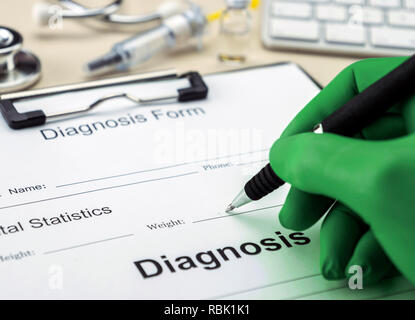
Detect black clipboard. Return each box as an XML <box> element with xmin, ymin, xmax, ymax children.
<box><xmin>0</xmin><ymin>62</ymin><xmax>321</xmax><ymax>130</ymax></box>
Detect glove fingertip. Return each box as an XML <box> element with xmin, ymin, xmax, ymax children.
<box><xmin>278</xmin><ymin>206</ymin><xmax>305</xmax><ymax>231</ymax></box>
<box><xmin>321</xmin><ymin>259</ymin><xmax>346</xmax><ymax>280</ymax></box>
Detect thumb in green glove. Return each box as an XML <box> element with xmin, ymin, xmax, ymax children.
<box><xmin>269</xmin><ymin>56</ymin><xmax>415</xmax><ymax>286</ymax></box>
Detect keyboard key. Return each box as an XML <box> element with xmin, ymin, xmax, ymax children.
<box><xmin>388</xmin><ymin>10</ymin><xmax>415</xmax><ymax>26</ymax></box>
<box><xmin>404</xmin><ymin>0</ymin><xmax>415</xmax><ymax>8</ymax></box>
<box><xmin>269</xmin><ymin>18</ymin><xmax>319</xmax><ymax>41</ymax></box>
<box><xmin>335</xmin><ymin>0</ymin><xmax>364</xmax><ymax>4</ymax></box>
<box><xmin>361</xmin><ymin>7</ymin><xmax>384</xmax><ymax>24</ymax></box>
<box><xmin>271</xmin><ymin>1</ymin><xmax>312</xmax><ymax>18</ymax></box>
<box><xmin>371</xmin><ymin>26</ymin><xmax>415</xmax><ymax>49</ymax></box>
<box><xmin>325</xmin><ymin>23</ymin><xmax>366</xmax><ymax>44</ymax></box>
<box><xmin>349</xmin><ymin>6</ymin><xmax>384</xmax><ymax>24</ymax></box>
<box><xmin>316</xmin><ymin>4</ymin><xmax>347</xmax><ymax>21</ymax></box>
<box><xmin>369</xmin><ymin>0</ymin><xmax>401</xmax><ymax>8</ymax></box>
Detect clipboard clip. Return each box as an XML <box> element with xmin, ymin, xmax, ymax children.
<box><xmin>0</xmin><ymin>70</ymin><xmax>208</xmax><ymax>129</ymax></box>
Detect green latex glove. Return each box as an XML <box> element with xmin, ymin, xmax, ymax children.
<box><xmin>269</xmin><ymin>56</ymin><xmax>415</xmax><ymax>286</ymax></box>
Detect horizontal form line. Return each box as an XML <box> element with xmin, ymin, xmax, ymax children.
<box><xmin>289</xmin><ymin>285</ymin><xmax>346</xmax><ymax>300</ymax></box>
<box><xmin>374</xmin><ymin>288</ymin><xmax>415</xmax><ymax>300</ymax></box>
<box><xmin>289</xmin><ymin>279</ymin><xmax>415</xmax><ymax>300</ymax></box>
<box><xmin>44</xmin><ymin>233</ymin><xmax>135</xmax><ymax>255</ymax></box>
<box><xmin>192</xmin><ymin>204</ymin><xmax>283</xmax><ymax>224</ymax></box>
<box><xmin>56</xmin><ymin>148</ymin><xmax>269</xmax><ymax>188</ymax></box>
<box><xmin>56</xmin><ymin>163</ymin><xmax>187</xmax><ymax>188</ymax></box>
<box><xmin>212</xmin><ymin>274</ymin><xmax>321</xmax><ymax>300</ymax></box>
<box><xmin>236</xmin><ymin>159</ymin><xmax>268</xmax><ymax>166</ymax></box>
<box><xmin>0</xmin><ymin>171</ymin><xmax>198</xmax><ymax>211</ymax></box>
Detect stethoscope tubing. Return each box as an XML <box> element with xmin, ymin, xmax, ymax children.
<box><xmin>58</xmin><ymin>0</ymin><xmax>163</xmax><ymax>24</ymax></box>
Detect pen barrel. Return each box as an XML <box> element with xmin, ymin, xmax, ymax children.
<box><xmin>244</xmin><ymin>163</ymin><xmax>285</xmax><ymax>201</ymax></box>
<box><xmin>321</xmin><ymin>55</ymin><xmax>415</xmax><ymax>136</ymax></box>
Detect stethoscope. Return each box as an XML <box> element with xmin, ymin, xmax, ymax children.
<box><xmin>0</xmin><ymin>1</ymin><xmax>187</xmax><ymax>93</ymax></box>
<box><xmin>0</xmin><ymin>27</ymin><xmax>41</xmax><ymax>93</ymax></box>
<box><xmin>33</xmin><ymin>0</ymin><xmax>185</xmax><ymax>26</ymax></box>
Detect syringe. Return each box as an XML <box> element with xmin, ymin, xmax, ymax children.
<box><xmin>85</xmin><ymin>3</ymin><xmax>206</xmax><ymax>76</ymax></box>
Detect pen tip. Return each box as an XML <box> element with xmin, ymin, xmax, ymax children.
<box><xmin>225</xmin><ymin>204</ymin><xmax>235</xmax><ymax>213</ymax></box>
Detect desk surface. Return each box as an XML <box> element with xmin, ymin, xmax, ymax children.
<box><xmin>0</xmin><ymin>0</ymin><xmax>358</xmax><ymax>89</ymax></box>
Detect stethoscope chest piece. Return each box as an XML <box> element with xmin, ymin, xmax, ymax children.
<box><xmin>0</xmin><ymin>26</ymin><xmax>41</xmax><ymax>93</ymax></box>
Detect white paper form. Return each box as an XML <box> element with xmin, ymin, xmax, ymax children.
<box><xmin>0</xmin><ymin>63</ymin><xmax>414</xmax><ymax>299</ymax></box>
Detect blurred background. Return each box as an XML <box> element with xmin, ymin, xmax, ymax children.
<box><xmin>0</xmin><ymin>0</ymin><xmax>359</xmax><ymax>89</ymax></box>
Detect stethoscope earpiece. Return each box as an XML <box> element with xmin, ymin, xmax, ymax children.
<box><xmin>33</xmin><ymin>0</ymin><xmax>185</xmax><ymax>26</ymax></box>
<box><xmin>0</xmin><ymin>26</ymin><xmax>41</xmax><ymax>93</ymax></box>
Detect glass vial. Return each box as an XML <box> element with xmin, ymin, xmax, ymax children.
<box><xmin>217</xmin><ymin>0</ymin><xmax>252</xmax><ymax>65</ymax></box>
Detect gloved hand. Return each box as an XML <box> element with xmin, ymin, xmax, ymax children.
<box><xmin>269</xmin><ymin>57</ymin><xmax>415</xmax><ymax>286</ymax></box>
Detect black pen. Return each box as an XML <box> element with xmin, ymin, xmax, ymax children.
<box><xmin>226</xmin><ymin>55</ymin><xmax>415</xmax><ymax>213</ymax></box>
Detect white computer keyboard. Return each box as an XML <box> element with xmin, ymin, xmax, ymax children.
<box><xmin>262</xmin><ymin>0</ymin><xmax>415</xmax><ymax>56</ymax></box>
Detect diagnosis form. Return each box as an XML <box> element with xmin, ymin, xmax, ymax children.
<box><xmin>0</xmin><ymin>64</ymin><xmax>413</xmax><ymax>299</ymax></box>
